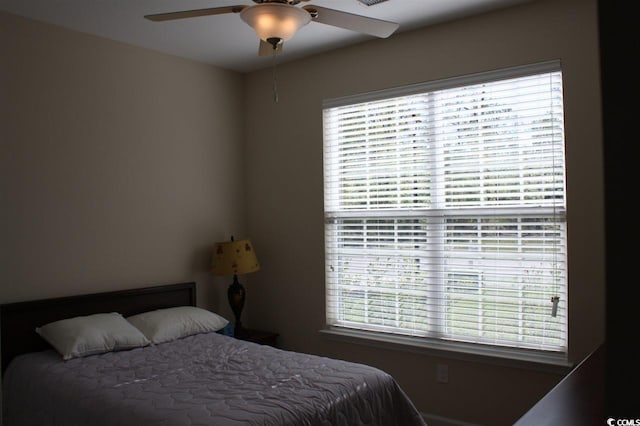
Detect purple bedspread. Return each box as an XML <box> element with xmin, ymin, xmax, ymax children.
<box><xmin>3</xmin><ymin>332</ymin><xmax>426</xmax><ymax>426</ymax></box>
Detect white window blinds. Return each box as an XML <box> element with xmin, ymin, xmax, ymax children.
<box><xmin>323</xmin><ymin>63</ymin><xmax>567</xmax><ymax>354</ymax></box>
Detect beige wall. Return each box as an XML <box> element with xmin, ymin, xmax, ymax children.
<box><xmin>243</xmin><ymin>0</ymin><xmax>604</xmax><ymax>424</ymax></box>
<box><xmin>0</xmin><ymin>12</ymin><xmax>245</xmax><ymax>317</ymax></box>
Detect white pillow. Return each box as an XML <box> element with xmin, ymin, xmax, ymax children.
<box><xmin>36</xmin><ymin>312</ymin><xmax>151</xmax><ymax>360</ymax></box>
<box><xmin>127</xmin><ymin>306</ymin><xmax>228</xmax><ymax>344</ymax></box>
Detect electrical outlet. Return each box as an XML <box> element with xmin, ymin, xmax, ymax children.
<box><xmin>436</xmin><ymin>364</ymin><xmax>449</xmax><ymax>383</ymax></box>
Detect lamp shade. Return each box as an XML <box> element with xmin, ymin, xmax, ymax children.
<box><xmin>211</xmin><ymin>239</ymin><xmax>260</xmax><ymax>276</ymax></box>
<box><xmin>240</xmin><ymin>3</ymin><xmax>311</xmax><ymax>43</ymax></box>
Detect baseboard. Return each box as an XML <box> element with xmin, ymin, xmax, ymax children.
<box><xmin>421</xmin><ymin>412</ymin><xmax>483</xmax><ymax>426</ymax></box>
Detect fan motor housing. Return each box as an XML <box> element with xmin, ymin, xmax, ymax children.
<box><xmin>356</xmin><ymin>0</ymin><xmax>390</xmax><ymax>5</ymax></box>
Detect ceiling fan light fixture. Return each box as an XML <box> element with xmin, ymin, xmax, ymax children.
<box><xmin>240</xmin><ymin>3</ymin><xmax>311</xmax><ymax>43</ymax></box>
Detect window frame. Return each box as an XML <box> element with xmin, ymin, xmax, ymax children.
<box><xmin>321</xmin><ymin>61</ymin><xmax>569</xmax><ymax>367</ymax></box>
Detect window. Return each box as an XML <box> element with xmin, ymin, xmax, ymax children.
<box><xmin>322</xmin><ymin>62</ymin><xmax>567</xmax><ymax>359</ymax></box>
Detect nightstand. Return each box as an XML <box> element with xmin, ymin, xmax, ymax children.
<box><xmin>235</xmin><ymin>328</ymin><xmax>279</xmax><ymax>347</ymax></box>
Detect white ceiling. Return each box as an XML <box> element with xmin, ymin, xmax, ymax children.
<box><xmin>1</xmin><ymin>0</ymin><xmax>532</xmax><ymax>73</ymax></box>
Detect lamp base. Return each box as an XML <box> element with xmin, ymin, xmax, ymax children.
<box><xmin>227</xmin><ymin>274</ymin><xmax>245</xmax><ymax>337</ymax></box>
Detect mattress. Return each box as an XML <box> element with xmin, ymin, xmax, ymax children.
<box><xmin>2</xmin><ymin>332</ymin><xmax>427</xmax><ymax>426</ymax></box>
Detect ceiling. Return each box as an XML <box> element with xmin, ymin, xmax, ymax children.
<box><xmin>1</xmin><ymin>0</ymin><xmax>532</xmax><ymax>73</ymax></box>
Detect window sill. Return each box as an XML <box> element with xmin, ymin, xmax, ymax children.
<box><xmin>319</xmin><ymin>327</ymin><xmax>573</xmax><ymax>374</ymax></box>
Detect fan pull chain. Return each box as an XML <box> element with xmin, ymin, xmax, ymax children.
<box><xmin>272</xmin><ymin>47</ymin><xmax>279</xmax><ymax>103</ymax></box>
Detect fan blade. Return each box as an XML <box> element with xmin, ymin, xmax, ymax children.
<box><xmin>302</xmin><ymin>5</ymin><xmax>398</xmax><ymax>38</ymax></box>
<box><xmin>144</xmin><ymin>5</ymin><xmax>247</xmax><ymax>22</ymax></box>
<box><xmin>259</xmin><ymin>40</ymin><xmax>283</xmax><ymax>56</ymax></box>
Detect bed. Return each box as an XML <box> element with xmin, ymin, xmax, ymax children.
<box><xmin>1</xmin><ymin>282</ymin><xmax>427</xmax><ymax>426</ymax></box>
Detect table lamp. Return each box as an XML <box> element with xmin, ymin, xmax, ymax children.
<box><xmin>211</xmin><ymin>236</ymin><xmax>260</xmax><ymax>336</ymax></box>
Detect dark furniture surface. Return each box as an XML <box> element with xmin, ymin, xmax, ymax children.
<box><xmin>599</xmin><ymin>0</ymin><xmax>638</xmax><ymax>415</ymax></box>
<box><xmin>514</xmin><ymin>344</ymin><xmax>604</xmax><ymax>426</ymax></box>
<box><xmin>0</xmin><ymin>282</ymin><xmax>196</xmax><ymax>374</ymax></box>
<box><xmin>236</xmin><ymin>328</ymin><xmax>279</xmax><ymax>347</ymax></box>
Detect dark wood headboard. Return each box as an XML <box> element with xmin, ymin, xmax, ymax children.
<box><xmin>0</xmin><ymin>282</ymin><xmax>196</xmax><ymax>374</ymax></box>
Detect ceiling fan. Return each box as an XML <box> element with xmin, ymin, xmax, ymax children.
<box><xmin>144</xmin><ymin>0</ymin><xmax>400</xmax><ymax>56</ymax></box>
